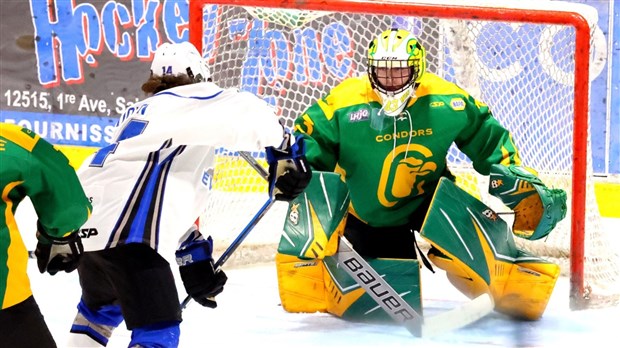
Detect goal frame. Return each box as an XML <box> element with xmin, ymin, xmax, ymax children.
<box><xmin>187</xmin><ymin>0</ymin><xmax>592</xmax><ymax>310</ymax></box>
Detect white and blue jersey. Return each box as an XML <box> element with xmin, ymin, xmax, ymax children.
<box><xmin>77</xmin><ymin>82</ymin><xmax>283</xmax><ymax>253</ymax></box>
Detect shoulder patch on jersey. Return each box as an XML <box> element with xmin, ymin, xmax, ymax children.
<box><xmin>348</xmin><ymin>108</ymin><xmax>370</xmax><ymax>122</ymax></box>
<box><xmin>429</xmin><ymin>101</ymin><xmax>445</xmax><ymax>108</ymax></box>
<box><xmin>450</xmin><ymin>98</ymin><xmax>466</xmax><ymax>111</ymax></box>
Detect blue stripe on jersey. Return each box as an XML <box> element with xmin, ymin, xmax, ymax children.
<box><xmin>106</xmin><ymin>139</ymin><xmax>185</xmax><ymax>249</ymax></box>
<box><xmin>106</xmin><ymin>151</ymin><xmax>157</xmax><ymax>248</ymax></box>
<box><xmin>154</xmin><ymin>89</ymin><xmax>223</xmax><ymax>100</ymax></box>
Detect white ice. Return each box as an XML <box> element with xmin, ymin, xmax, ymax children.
<box><xmin>16</xmin><ymin>196</ymin><xmax>620</xmax><ymax>348</ymax></box>
<box><xmin>31</xmin><ymin>235</ymin><xmax>620</xmax><ymax>348</ymax></box>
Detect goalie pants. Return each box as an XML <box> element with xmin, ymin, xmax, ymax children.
<box><xmin>344</xmin><ymin>195</ymin><xmax>431</xmax><ymax>260</ymax></box>
<box><xmin>0</xmin><ymin>295</ymin><xmax>57</xmax><ymax>348</ymax></box>
<box><xmin>77</xmin><ymin>243</ymin><xmax>182</xmax><ymax>330</ymax></box>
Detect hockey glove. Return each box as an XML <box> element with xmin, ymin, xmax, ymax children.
<box><xmin>34</xmin><ymin>221</ymin><xmax>84</xmax><ymax>275</ymax></box>
<box><xmin>175</xmin><ymin>235</ymin><xmax>227</xmax><ymax>308</ymax></box>
<box><xmin>266</xmin><ymin>134</ymin><xmax>312</xmax><ymax>201</ymax></box>
<box><xmin>488</xmin><ymin>164</ymin><xmax>567</xmax><ymax>240</ymax></box>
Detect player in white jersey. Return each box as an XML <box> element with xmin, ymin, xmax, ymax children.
<box><xmin>67</xmin><ymin>42</ymin><xmax>311</xmax><ymax>348</ymax></box>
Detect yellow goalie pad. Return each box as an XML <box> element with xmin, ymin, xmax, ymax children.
<box><xmin>276</xmin><ymin>253</ymin><xmax>329</xmax><ymax>313</ymax></box>
<box><xmin>427</xmin><ymin>247</ymin><xmax>559</xmax><ymax>320</ymax></box>
<box><xmin>275</xmin><ymin>253</ymin><xmax>377</xmax><ymax>316</ymax></box>
<box><xmin>276</xmin><ymin>252</ymin><xmax>421</xmax><ymax>321</ymax></box>
<box><xmin>421</xmin><ymin>178</ymin><xmax>560</xmax><ymax>320</ymax></box>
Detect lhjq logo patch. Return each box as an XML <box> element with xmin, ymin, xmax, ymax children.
<box><xmin>349</xmin><ymin>109</ymin><xmax>370</xmax><ymax>122</ymax></box>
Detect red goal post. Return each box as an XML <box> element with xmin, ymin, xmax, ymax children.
<box><xmin>187</xmin><ymin>0</ymin><xmax>616</xmax><ymax>310</ymax></box>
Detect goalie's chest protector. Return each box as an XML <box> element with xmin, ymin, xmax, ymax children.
<box><xmin>333</xmin><ymin>93</ymin><xmax>473</xmax><ymax>227</ymax></box>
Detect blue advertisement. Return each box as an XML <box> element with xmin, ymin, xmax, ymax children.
<box><xmin>0</xmin><ymin>0</ymin><xmax>617</xmax><ymax>174</ymax></box>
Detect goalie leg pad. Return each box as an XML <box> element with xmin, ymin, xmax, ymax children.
<box><xmin>427</xmin><ymin>246</ymin><xmax>559</xmax><ymax>320</ymax></box>
<box><xmin>422</xmin><ymin>178</ymin><xmax>559</xmax><ymax>320</ymax></box>
<box><xmin>324</xmin><ymin>256</ymin><xmax>422</xmax><ymax>322</ymax></box>
<box><xmin>276</xmin><ymin>253</ymin><xmax>328</xmax><ymax>313</ymax></box>
<box><xmin>427</xmin><ymin>247</ymin><xmax>491</xmax><ymax>300</ymax></box>
<box><xmin>278</xmin><ymin>171</ymin><xmax>350</xmax><ymax>259</ymax></box>
<box><xmin>276</xmin><ymin>253</ymin><xmax>423</xmax><ymax>321</ymax></box>
<box><xmin>498</xmin><ymin>253</ymin><xmax>560</xmax><ymax>320</ymax></box>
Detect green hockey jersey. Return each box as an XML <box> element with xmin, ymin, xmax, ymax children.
<box><xmin>0</xmin><ymin>123</ymin><xmax>91</xmax><ymax>309</ymax></box>
<box><xmin>293</xmin><ymin>73</ymin><xmax>521</xmax><ymax>227</ymax></box>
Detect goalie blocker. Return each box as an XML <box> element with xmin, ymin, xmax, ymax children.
<box><xmin>276</xmin><ymin>172</ymin><xmax>561</xmax><ymax>322</ymax></box>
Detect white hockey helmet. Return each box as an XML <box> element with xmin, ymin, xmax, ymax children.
<box><xmin>368</xmin><ymin>28</ymin><xmax>426</xmax><ymax>116</ymax></box>
<box><xmin>150</xmin><ymin>42</ymin><xmax>211</xmax><ymax>82</ymax></box>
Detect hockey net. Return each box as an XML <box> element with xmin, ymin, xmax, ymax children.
<box><xmin>189</xmin><ymin>0</ymin><xmax>619</xmax><ymax>309</ymax></box>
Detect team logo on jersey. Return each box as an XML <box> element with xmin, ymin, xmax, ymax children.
<box><xmin>450</xmin><ymin>98</ymin><xmax>466</xmax><ymax>111</ymax></box>
<box><xmin>348</xmin><ymin>109</ymin><xmax>370</xmax><ymax>122</ymax></box>
<box><xmin>377</xmin><ymin>144</ymin><xmax>437</xmax><ymax>207</ymax></box>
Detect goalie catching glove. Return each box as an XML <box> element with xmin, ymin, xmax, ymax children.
<box><xmin>488</xmin><ymin>164</ymin><xmax>567</xmax><ymax>240</ymax></box>
<box><xmin>175</xmin><ymin>233</ymin><xmax>227</xmax><ymax>308</ymax></box>
<box><xmin>266</xmin><ymin>134</ymin><xmax>312</xmax><ymax>201</ymax></box>
<box><xmin>34</xmin><ymin>221</ymin><xmax>84</xmax><ymax>275</ymax></box>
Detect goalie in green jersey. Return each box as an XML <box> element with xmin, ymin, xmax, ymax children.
<box><xmin>275</xmin><ymin>28</ymin><xmax>567</xmax><ymax>322</ymax></box>
<box><xmin>0</xmin><ymin>123</ymin><xmax>92</xmax><ymax>347</ymax></box>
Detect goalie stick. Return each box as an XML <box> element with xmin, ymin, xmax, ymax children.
<box><xmin>245</xmin><ymin>154</ymin><xmax>494</xmax><ymax>337</ymax></box>
<box><xmin>333</xmin><ymin>237</ymin><xmax>494</xmax><ymax>337</ymax></box>
<box><xmin>181</xmin><ymin>150</ymin><xmax>274</xmax><ymax>309</ymax></box>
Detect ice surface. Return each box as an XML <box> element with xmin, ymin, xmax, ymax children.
<box><xmin>17</xmin><ymin>194</ymin><xmax>619</xmax><ymax>347</ymax></box>
<box><xmin>32</xmin><ymin>250</ymin><xmax>619</xmax><ymax>348</ymax></box>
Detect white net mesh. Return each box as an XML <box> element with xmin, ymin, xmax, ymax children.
<box><xmin>192</xmin><ymin>1</ymin><xmax>620</xmax><ymax>307</ymax></box>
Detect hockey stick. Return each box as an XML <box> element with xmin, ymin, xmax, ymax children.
<box><xmin>332</xmin><ymin>237</ymin><xmax>494</xmax><ymax>337</ymax></box>
<box><xmin>181</xmin><ymin>150</ymin><xmax>274</xmax><ymax>309</ymax></box>
<box><xmin>181</xmin><ymin>196</ymin><xmax>275</xmax><ymax>309</ymax></box>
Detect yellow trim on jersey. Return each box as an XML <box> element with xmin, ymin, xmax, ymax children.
<box><xmin>318</xmin><ymin>76</ymin><xmax>377</xmax><ymax>120</ymax></box>
<box><xmin>0</xmin><ymin>123</ymin><xmax>39</xmax><ymax>152</ymax></box>
<box><xmin>2</xmin><ymin>181</ymin><xmax>31</xmax><ymax>309</ymax></box>
<box><xmin>54</xmin><ymin>145</ymin><xmax>99</xmax><ymax>169</ymax></box>
<box><xmin>415</xmin><ymin>73</ymin><xmax>471</xmax><ymax>99</ymax></box>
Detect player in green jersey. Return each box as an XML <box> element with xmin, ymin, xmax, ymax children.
<box><xmin>0</xmin><ymin>122</ymin><xmax>92</xmax><ymax>347</ymax></box>
<box><xmin>275</xmin><ymin>28</ymin><xmax>567</xmax><ymax>322</ymax></box>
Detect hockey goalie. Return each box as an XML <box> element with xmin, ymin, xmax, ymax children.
<box><xmin>274</xmin><ymin>27</ymin><xmax>567</xmax><ymax>325</ymax></box>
